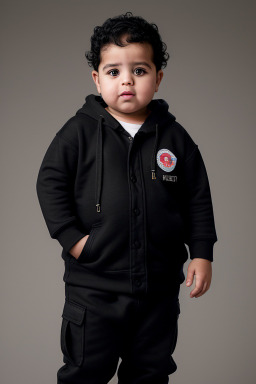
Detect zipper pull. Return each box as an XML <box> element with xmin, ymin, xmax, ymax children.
<box><xmin>151</xmin><ymin>170</ymin><xmax>156</xmax><ymax>180</ymax></box>
<box><xmin>96</xmin><ymin>203</ymin><xmax>101</xmax><ymax>213</ymax></box>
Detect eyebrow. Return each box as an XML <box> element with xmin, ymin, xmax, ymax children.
<box><xmin>102</xmin><ymin>62</ymin><xmax>152</xmax><ymax>71</ymax></box>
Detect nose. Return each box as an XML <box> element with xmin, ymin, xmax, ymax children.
<box><xmin>121</xmin><ymin>71</ymin><xmax>134</xmax><ymax>86</ymax></box>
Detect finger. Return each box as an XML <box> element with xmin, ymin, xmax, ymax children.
<box><xmin>194</xmin><ymin>280</ymin><xmax>208</xmax><ymax>298</ymax></box>
<box><xmin>190</xmin><ymin>278</ymin><xmax>204</xmax><ymax>298</ymax></box>
<box><xmin>186</xmin><ymin>269</ymin><xmax>195</xmax><ymax>287</ymax></box>
<box><xmin>195</xmin><ymin>282</ymin><xmax>207</xmax><ymax>298</ymax></box>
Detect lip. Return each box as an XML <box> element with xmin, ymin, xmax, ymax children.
<box><xmin>120</xmin><ymin>91</ymin><xmax>135</xmax><ymax>96</ymax></box>
<box><xmin>120</xmin><ymin>92</ymin><xmax>135</xmax><ymax>100</ymax></box>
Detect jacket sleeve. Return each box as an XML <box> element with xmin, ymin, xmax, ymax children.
<box><xmin>36</xmin><ymin>131</ymin><xmax>86</xmax><ymax>253</ymax></box>
<box><xmin>182</xmin><ymin>135</ymin><xmax>218</xmax><ymax>262</ymax></box>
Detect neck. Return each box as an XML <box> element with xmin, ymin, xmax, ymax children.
<box><xmin>105</xmin><ymin>107</ymin><xmax>151</xmax><ymax>124</ymax></box>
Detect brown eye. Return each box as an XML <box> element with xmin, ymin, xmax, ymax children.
<box><xmin>134</xmin><ymin>68</ymin><xmax>147</xmax><ymax>75</ymax></box>
<box><xmin>108</xmin><ymin>69</ymin><xmax>119</xmax><ymax>76</ymax></box>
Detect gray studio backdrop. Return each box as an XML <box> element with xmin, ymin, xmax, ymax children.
<box><xmin>1</xmin><ymin>0</ymin><xmax>255</xmax><ymax>383</ymax></box>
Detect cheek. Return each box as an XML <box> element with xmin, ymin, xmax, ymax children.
<box><xmin>142</xmin><ymin>78</ymin><xmax>156</xmax><ymax>91</ymax></box>
<box><xmin>140</xmin><ymin>84</ymin><xmax>156</xmax><ymax>99</ymax></box>
<box><xmin>101</xmin><ymin>80</ymin><xmax>116</xmax><ymax>93</ymax></box>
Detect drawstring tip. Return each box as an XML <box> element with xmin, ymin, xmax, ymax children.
<box><xmin>96</xmin><ymin>204</ymin><xmax>101</xmax><ymax>212</ymax></box>
<box><xmin>151</xmin><ymin>171</ymin><xmax>156</xmax><ymax>180</ymax></box>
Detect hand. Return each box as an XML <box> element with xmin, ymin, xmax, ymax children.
<box><xmin>186</xmin><ymin>258</ymin><xmax>212</xmax><ymax>298</ymax></box>
<box><xmin>69</xmin><ymin>235</ymin><xmax>89</xmax><ymax>260</ymax></box>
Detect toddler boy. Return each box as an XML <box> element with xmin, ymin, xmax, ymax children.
<box><xmin>36</xmin><ymin>12</ymin><xmax>217</xmax><ymax>384</ymax></box>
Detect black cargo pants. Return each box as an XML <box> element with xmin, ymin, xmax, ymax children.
<box><xmin>57</xmin><ymin>282</ymin><xmax>181</xmax><ymax>384</ymax></box>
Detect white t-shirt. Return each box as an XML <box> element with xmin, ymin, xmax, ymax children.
<box><xmin>117</xmin><ymin>120</ymin><xmax>142</xmax><ymax>138</ymax></box>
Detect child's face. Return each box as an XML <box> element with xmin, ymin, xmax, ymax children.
<box><xmin>92</xmin><ymin>37</ymin><xmax>163</xmax><ymax>123</ymax></box>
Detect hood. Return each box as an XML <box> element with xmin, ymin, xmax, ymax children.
<box><xmin>76</xmin><ymin>94</ymin><xmax>176</xmax><ymax>133</ymax></box>
<box><xmin>75</xmin><ymin>94</ymin><xmax>176</xmax><ymax>213</ymax></box>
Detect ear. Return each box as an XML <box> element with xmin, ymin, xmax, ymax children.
<box><xmin>91</xmin><ymin>70</ymin><xmax>101</xmax><ymax>94</ymax></box>
<box><xmin>155</xmin><ymin>69</ymin><xmax>164</xmax><ymax>92</ymax></box>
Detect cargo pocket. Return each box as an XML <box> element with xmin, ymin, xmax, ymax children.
<box><xmin>77</xmin><ymin>222</ymin><xmax>102</xmax><ymax>264</ymax></box>
<box><xmin>169</xmin><ymin>298</ymin><xmax>180</xmax><ymax>355</ymax></box>
<box><xmin>176</xmin><ymin>298</ymin><xmax>181</xmax><ymax>318</ymax></box>
<box><xmin>60</xmin><ymin>300</ymin><xmax>87</xmax><ymax>367</ymax></box>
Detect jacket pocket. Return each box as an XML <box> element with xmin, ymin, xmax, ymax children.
<box><xmin>76</xmin><ymin>222</ymin><xmax>102</xmax><ymax>264</ymax></box>
<box><xmin>60</xmin><ymin>300</ymin><xmax>87</xmax><ymax>366</ymax></box>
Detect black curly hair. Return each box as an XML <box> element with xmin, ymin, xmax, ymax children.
<box><xmin>85</xmin><ymin>12</ymin><xmax>169</xmax><ymax>72</ymax></box>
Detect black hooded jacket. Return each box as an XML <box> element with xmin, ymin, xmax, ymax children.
<box><xmin>36</xmin><ymin>94</ymin><xmax>217</xmax><ymax>294</ymax></box>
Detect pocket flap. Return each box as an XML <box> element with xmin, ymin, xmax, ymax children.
<box><xmin>62</xmin><ymin>300</ymin><xmax>86</xmax><ymax>325</ymax></box>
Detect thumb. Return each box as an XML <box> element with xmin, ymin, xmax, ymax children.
<box><xmin>186</xmin><ymin>268</ymin><xmax>195</xmax><ymax>287</ymax></box>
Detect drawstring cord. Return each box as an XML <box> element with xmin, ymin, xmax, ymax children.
<box><xmin>151</xmin><ymin>124</ymin><xmax>158</xmax><ymax>180</ymax></box>
<box><xmin>95</xmin><ymin>115</ymin><xmax>104</xmax><ymax>213</ymax></box>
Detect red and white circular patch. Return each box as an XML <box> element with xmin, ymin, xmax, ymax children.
<box><xmin>156</xmin><ymin>148</ymin><xmax>177</xmax><ymax>172</ymax></box>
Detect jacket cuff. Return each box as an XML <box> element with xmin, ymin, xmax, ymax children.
<box><xmin>55</xmin><ymin>225</ymin><xmax>86</xmax><ymax>253</ymax></box>
<box><xmin>189</xmin><ymin>240</ymin><xmax>215</xmax><ymax>262</ymax></box>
